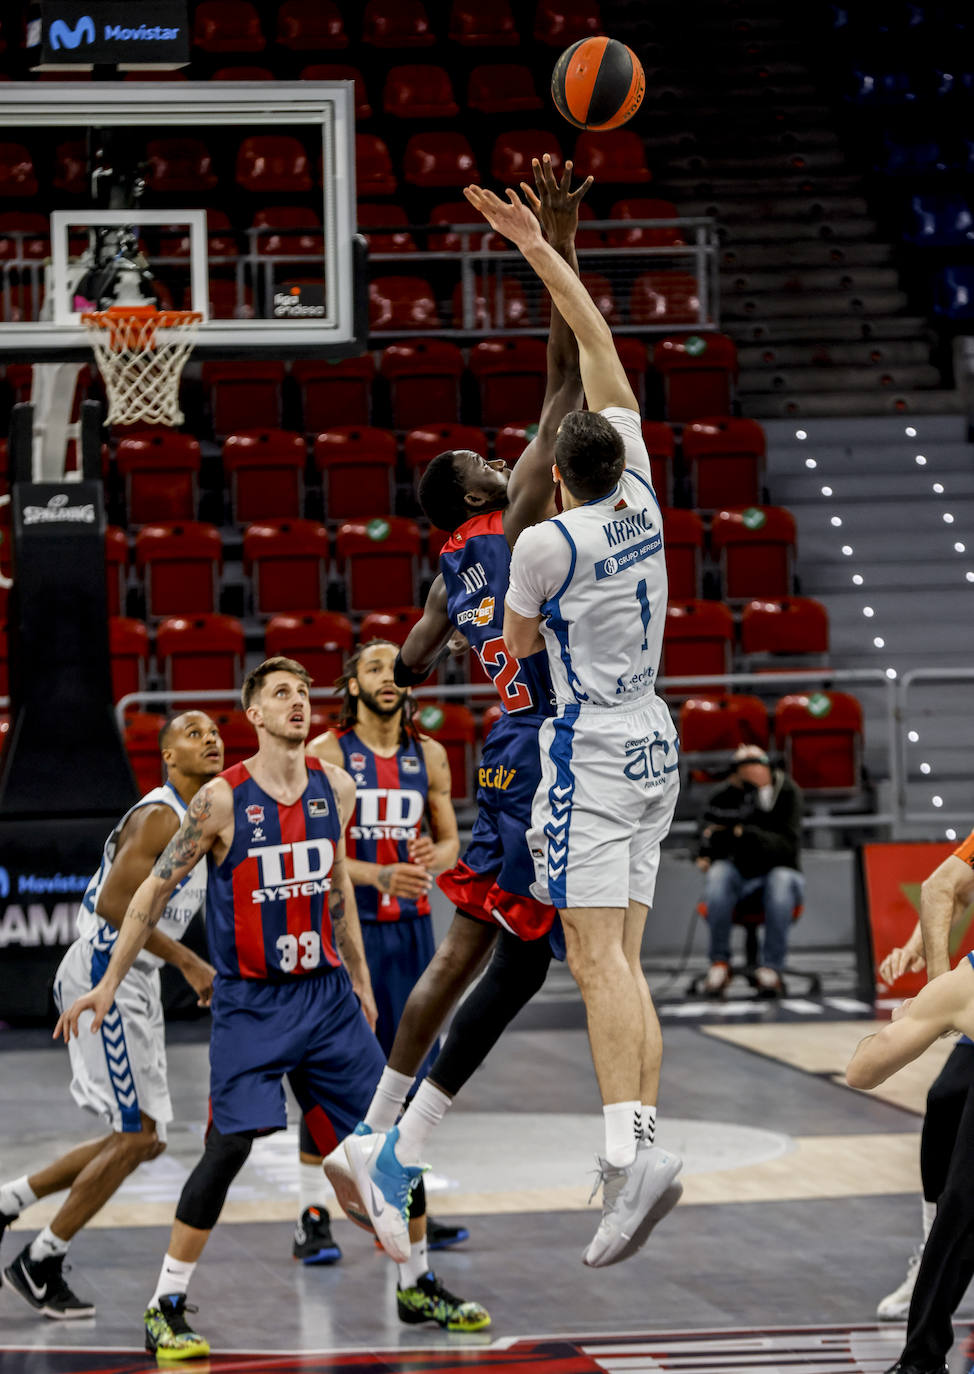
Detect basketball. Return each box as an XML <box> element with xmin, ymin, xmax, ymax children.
<box><xmin>551</xmin><ymin>37</ymin><xmax>646</xmax><ymax>131</ymax></box>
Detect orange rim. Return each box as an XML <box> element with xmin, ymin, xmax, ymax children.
<box><xmin>81</xmin><ymin>306</ymin><xmax>202</xmax><ymax>351</ymax></box>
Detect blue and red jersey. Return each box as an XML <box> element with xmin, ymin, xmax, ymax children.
<box><xmin>440</xmin><ymin>510</ymin><xmax>554</xmax><ymax>723</ymax></box>
<box><xmin>338</xmin><ymin>727</ymin><xmax>430</xmax><ymax>924</ymax></box>
<box><xmin>206</xmin><ymin>757</ymin><xmax>342</xmax><ymax>982</ymax></box>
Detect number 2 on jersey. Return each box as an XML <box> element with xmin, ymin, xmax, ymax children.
<box><xmin>636</xmin><ymin>578</ymin><xmax>652</xmax><ymax>652</ymax></box>
<box><xmin>479</xmin><ymin>636</ymin><xmax>535</xmax><ymax>713</ymax></box>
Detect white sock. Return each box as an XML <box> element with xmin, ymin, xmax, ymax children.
<box><xmin>299</xmin><ymin>1161</ymin><xmax>328</xmax><ymax>1217</ymax></box>
<box><xmin>395</xmin><ymin>1080</ymin><xmax>453</xmax><ymax>1163</ymax></box>
<box><xmin>603</xmin><ymin>1101</ymin><xmax>640</xmax><ymax>1168</ymax></box>
<box><xmin>922</xmin><ymin>1198</ymin><xmax>937</xmax><ymax>1242</ymax></box>
<box><xmin>29</xmin><ymin>1226</ymin><xmax>69</xmax><ymax>1262</ymax></box>
<box><xmin>640</xmin><ymin>1105</ymin><xmax>657</xmax><ymax>1146</ymax></box>
<box><xmin>365</xmin><ymin>1067</ymin><xmax>415</xmax><ymax>1133</ymax></box>
<box><xmin>150</xmin><ymin>1254</ymin><xmax>197</xmax><ymax>1309</ymax></box>
<box><xmin>0</xmin><ymin>1176</ymin><xmax>37</xmax><ymax>1218</ymax></box>
<box><xmin>397</xmin><ymin>1233</ymin><xmax>429</xmax><ymax>1289</ymax></box>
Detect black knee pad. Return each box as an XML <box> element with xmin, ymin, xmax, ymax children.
<box><xmin>408</xmin><ymin>1176</ymin><xmax>426</xmax><ymax>1220</ymax></box>
<box><xmin>175</xmin><ymin>1128</ymin><xmax>253</xmax><ymax>1232</ymax></box>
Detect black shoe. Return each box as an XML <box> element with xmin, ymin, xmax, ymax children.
<box><xmin>884</xmin><ymin>1361</ymin><xmax>949</xmax><ymax>1373</ymax></box>
<box><xmin>426</xmin><ymin>1216</ymin><xmax>470</xmax><ymax>1250</ymax></box>
<box><xmin>292</xmin><ymin>1206</ymin><xmax>342</xmax><ymax>1265</ymax></box>
<box><xmin>4</xmin><ymin>1246</ymin><xmax>95</xmax><ymax>1319</ymax></box>
<box><xmin>0</xmin><ymin>1211</ymin><xmax>13</xmax><ymax>1288</ymax></box>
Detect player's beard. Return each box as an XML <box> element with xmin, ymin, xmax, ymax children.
<box><xmin>356</xmin><ymin>685</ymin><xmax>406</xmax><ymax>720</ymax></box>
<box><xmin>263</xmin><ymin>714</ymin><xmax>309</xmax><ymax>746</ymax></box>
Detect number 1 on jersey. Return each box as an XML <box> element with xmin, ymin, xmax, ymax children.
<box><xmin>636</xmin><ymin>578</ymin><xmax>652</xmax><ymax>652</ymax></box>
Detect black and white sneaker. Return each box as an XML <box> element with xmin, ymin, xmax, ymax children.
<box><xmin>3</xmin><ymin>1245</ymin><xmax>96</xmax><ymax>1319</ymax></box>
<box><xmin>0</xmin><ymin>1211</ymin><xmax>14</xmax><ymax>1288</ymax></box>
<box><xmin>292</xmin><ymin>1206</ymin><xmax>342</xmax><ymax>1265</ymax></box>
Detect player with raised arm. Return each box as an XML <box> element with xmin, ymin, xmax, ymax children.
<box><xmin>325</xmin><ymin>157</ymin><xmax>595</xmax><ymax>1264</ymax></box>
<box><xmin>55</xmin><ymin>657</ymin><xmax>488</xmax><ymax>1359</ymax></box>
<box><xmin>0</xmin><ymin>713</ymin><xmax>220</xmax><ymax>1319</ymax></box>
<box><xmin>463</xmin><ymin>180</ymin><xmax>683</xmax><ymax>1268</ymax></box>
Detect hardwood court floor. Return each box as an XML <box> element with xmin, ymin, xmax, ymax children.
<box><xmin>2</xmin><ymin>1007</ymin><xmax>971</xmax><ymax>1370</ymax></box>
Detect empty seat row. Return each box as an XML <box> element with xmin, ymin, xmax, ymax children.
<box><xmin>660</xmin><ymin>598</ymin><xmax>828</xmax><ymax>682</ymax></box>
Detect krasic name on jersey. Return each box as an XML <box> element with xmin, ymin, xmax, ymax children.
<box><xmin>248</xmin><ymin>838</ymin><xmax>335</xmax><ymax>903</ymax></box>
<box><xmin>602</xmin><ymin>508</ymin><xmax>654</xmax><ymax>548</ymax></box>
<box><xmin>348</xmin><ymin>788</ymin><xmax>425</xmax><ymax>844</ymax></box>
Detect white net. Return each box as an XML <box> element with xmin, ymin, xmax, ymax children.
<box><xmin>81</xmin><ymin>308</ymin><xmax>202</xmax><ymax>427</ymax></box>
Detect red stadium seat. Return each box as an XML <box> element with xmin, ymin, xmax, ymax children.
<box><xmin>403</xmin><ymin>133</ymin><xmax>479</xmax><ymax>189</ymax></box>
<box><xmin>265</xmin><ymin>611</ymin><xmax>354</xmax><ymax>688</ymax></box>
<box><xmin>469</xmin><ymin>337</ymin><xmax>547</xmax><ymax>426</ymax></box>
<box><xmin>116</xmin><ymin>430</ymin><xmax>200</xmax><ymax>525</ymax></box>
<box><xmin>405</xmin><ymin>425</ymin><xmax>488</xmax><ymax>475</ymax></box>
<box><xmin>428</xmin><ymin>201</ymin><xmax>505</xmax><ymax>253</ymax></box>
<box><xmin>369</xmin><ymin>276</ymin><xmax>439</xmax><ymax>331</ymax></box>
<box><xmin>494</xmin><ymin>423</ymin><xmax>537</xmax><ymax>464</ymax></box>
<box><xmin>278</xmin><ymin>1</ymin><xmax>349</xmax><ymax>49</ymax></box>
<box><xmin>0</xmin><ymin>212</ymin><xmax>49</xmax><ymax>261</ymax></box>
<box><xmin>661</xmin><ymin>601</ymin><xmax>735</xmax><ymax>685</ymax></box>
<box><xmin>534</xmin><ymin>0</ymin><xmax>602</xmax><ymax>45</ymax></box>
<box><xmin>314</xmin><ymin>427</ymin><xmax>397</xmax><ymax>519</ymax></box>
<box><xmin>491</xmin><ymin>131</ymin><xmax>563</xmax><ymax>183</ymax></box>
<box><xmin>468</xmin><ymin>65</ymin><xmax>542</xmax><ymax>114</ymax></box>
<box><xmin>616</xmin><ymin>338</ymin><xmax>649</xmax><ymax>412</ymax></box>
<box><xmin>356</xmin><ymin>134</ymin><xmax>398</xmax><ymax>196</ymax></box>
<box><xmin>381</xmin><ymin>340</ymin><xmax>465</xmax><ymax>428</ymax></box>
<box><xmin>235</xmin><ymin>136</ymin><xmax>312</xmax><ymax>193</ymax></box>
<box><xmin>202</xmin><ymin>361</ymin><xmax>285</xmax><ymax>437</ymax></box>
<box><xmin>662</xmin><ymin>509</ymin><xmax>704</xmax><ymax>601</ymax></box>
<box><xmin>384</xmin><ymin>66</ymin><xmax>459</xmax><ymax>120</ymax></box>
<box><xmin>223</xmin><ymin>429</ymin><xmax>307</xmax><ymax>523</ymax></box>
<box><xmin>631</xmin><ymin>273</ymin><xmax>702</xmax><ymax>326</ymax></box>
<box><xmin>607</xmin><ymin>199</ymin><xmax>685</xmax><ymax>248</ymax></box>
<box><xmin>711</xmin><ymin>506</ymin><xmax>797</xmax><ymax>601</ymax></box>
<box><xmin>292</xmin><ymin>356</ymin><xmax>374</xmax><ymax>432</ymax></box>
<box><xmin>538</xmin><ymin>272</ymin><xmax>619</xmax><ymax>327</ymax></box>
<box><xmin>251</xmin><ymin>206</ymin><xmax>323</xmax><ymax>258</ymax></box>
<box><xmin>109</xmin><ymin>617</ymin><xmax>150</xmax><ymax>703</ymax></box>
<box><xmin>244</xmin><ymin>519</ymin><xmax>330</xmax><ymax>615</ymax></box>
<box><xmin>207</xmin><ymin>710</ymin><xmax>257</xmax><ymax>768</ymax></box>
<box><xmin>212</xmin><ymin>65</ymin><xmax>275</xmax><ymax>80</ymax></box>
<box><xmin>740</xmin><ymin>597</ymin><xmax>829</xmax><ymax>662</ymax></box>
<box><xmin>301</xmin><ymin>65</ymin><xmax>368</xmax><ymax>116</ymax></box>
<box><xmin>679</xmin><ymin>695</ymin><xmax>770</xmax><ymax>754</ymax></box>
<box><xmin>681</xmin><ymin>416</ymin><xmax>765</xmax><ymax>510</ymax></box>
<box><xmin>641</xmin><ymin>421</ymin><xmax>675</xmax><ymax>507</ymax></box>
<box><xmin>336</xmin><ymin>518</ymin><xmax>422</xmax><ymax>613</ymax></box>
<box><xmin>0</xmin><ymin>143</ymin><xmax>38</xmax><ymax>197</ymax></box>
<box><xmin>774</xmin><ymin>691</ymin><xmax>863</xmax><ymax>794</ymax></box>
<box><xmin>412</xmin><ymin>702</ymin><xmax>476</xmax><ymax>802</ymax></box>
<box><xmin>653</xmin><ymin>335</ymin><xmax>739</xmax><ymax>424</ymax></box>
<box><xmin>452</xmin><ymin>275</ymin><xmax>531</xmax><ymax>330</ymax></box>
<box><xmin>0</xmin><ymin>282</ymin><xmax>44</xmax><ymax>323</ymax></box>
<box><xmin>202</xmin><ymin>277</ymin><xmax>255</xmax><ymax>320</ymax></box>
<box><xmin>156</xmin><ymin>614</ymin><xmax>245</xmax><ymax>695</ymax></box>
<box><xmin>194</xmin><ymin>0</ymin><xmax>264</xmax><ymax>50</ymax></box>
<box><xmin>574</xmin><ymin>131</ymin><xmax>651</xmax><ymax>184</ymax></box>
<box><xmin>449</xmin><ymin>0</ymin><xmax>519</xmax><ymax>46</ymax></box>
<box><xmin>124</xmin><ymin>713</ymin><xmax>167</xmax><ymax>793</ymax></box>
<box><xmin>53</xmin><ymin>142</ymin><xmax>86</xmax><ymax>196</ymax></box>
<box><xmin>359</xmin><ymin>606</ymin><xmax>423</xmax><ymax>647</ymax></box>
<box><xmin>160</xmin><ymin>209</ymin><xmax>236</xmax><ymax>260</ymax></box>
<box><xmin>135</xmin><ymin>522</ymin><xmax>223</xmax><ymax>619</ymax></box>
<box><xmin>0</xmin><ymin>620</ymin><xmax>7</xmax><ymax>697</ymax></box>
<box><xmin>481</xmin><ymin>704</ymin><xmax>503</xmax><ymax>739</ymax></box>
<box><xmin>363</xmin><ymin>0</ymin><xmax>435</xmax><ymax>47</ymax></box>
<box><xmin>105</xmin><ymin>526</ymin><xmax>129</xmax><ymax>618</ymax></box>
<box><xmin>357</xmin><ymin>204</ymin><xmax>418</xmax><ymax>254</ymax></box>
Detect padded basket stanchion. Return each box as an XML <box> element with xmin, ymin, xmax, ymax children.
<box><xmin>81</xmin><ymin>306</ymin><xmax>202</xmax><ymax>426</ymax></box>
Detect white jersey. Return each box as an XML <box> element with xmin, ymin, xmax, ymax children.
<box><xmin>76</xmin><ymin>782</ymin><xmax>207</xmax><ymax>970</ymax></box>
<box><xmin>506</xmin><ymin>407</ymin><xmax>666</xmax><ymax>709</ymax></box>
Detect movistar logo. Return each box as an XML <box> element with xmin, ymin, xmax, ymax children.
<box><xmin>49</xmin><ymin>16</ymin><xmax>95</xmax><ymax>49</ymax></box>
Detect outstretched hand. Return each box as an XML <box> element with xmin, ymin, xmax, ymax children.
<box><xmin>521</xmin><ymin>154</ymin><xmax>593</xmax><ymax>248</ymax></box>
<box><xmin>463</xmin><ymin>184</ymin><xmax>542</xmax><ymax>251</ymax></box>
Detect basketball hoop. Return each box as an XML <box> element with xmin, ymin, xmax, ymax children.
<box><xmin>81</xmin><ymin>305</ymin><xmax>202</xmax><ymax>427</ymax></box>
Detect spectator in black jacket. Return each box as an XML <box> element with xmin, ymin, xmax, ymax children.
<box><xmin>696</xmin><ymin>744</ymin><xmax>804</xmax><ymax>998</ymax></box>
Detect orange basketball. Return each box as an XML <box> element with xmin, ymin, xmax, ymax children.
<box><xmin>551</xmin><ymin>36</ymin><xmax>645</xmax><ymax>131</ymax></box>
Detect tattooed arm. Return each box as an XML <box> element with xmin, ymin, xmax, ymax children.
<box><xmin>54</xmin><ymin>779</ymin><xmax>232</xmax><ymax>1041</ymax></box>
<box><xmin>324</xmin><ymin>765</ymin><xmax>378</xmax><ymax>1032</ymax></box>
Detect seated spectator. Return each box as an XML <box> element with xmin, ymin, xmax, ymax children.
<box><xmin>696</xmin><ymin>744</ymin><xmax>804</xmax><ymax>999</ymax></box>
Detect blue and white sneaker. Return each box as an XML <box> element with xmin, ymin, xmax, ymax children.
<box><xmin>323</xmin><ymin>1122</ymin><xmax>374</xmax><ymax>1234</ymax></box>
<box><xmin>343</xmin><ymin>1126</ymin><xmax>427</xmax><ymax>1263</ymax></box>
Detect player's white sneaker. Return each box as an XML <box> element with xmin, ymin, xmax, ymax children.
<box><xmin>343</xmin><ymin>1126</ymin><xmax>427</xmax><ymax>1264</ymax></box>
<box><xmin>877</xmin><ymin>1245</ymin><xmax>923</xmax><ymax>1320</ymax></box>
<box><xmin>323</xmin><ymin>1122</ymin><xmax>375</xmax><ymax>1234</ymax></box>
<box><xmin>583</xmin><ymin>1144</ymin><xmax>683</xmax><ymax>1268</ymax></box>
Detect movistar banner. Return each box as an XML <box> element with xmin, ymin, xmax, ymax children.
<box><xmin>39</xmin><ymin>1</ymin><xmax>188</xmax><ymax>65</ymax></box>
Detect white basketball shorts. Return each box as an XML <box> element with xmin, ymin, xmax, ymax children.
<box><xmin>53</xmin><ymin>939</ymin><xmax>172</xmax><ymax>1138</ymax></box>
<box><xmin>527</xmin><ymin>695</ymin><xmax>680</xmax><ymax>910</ymax></box>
